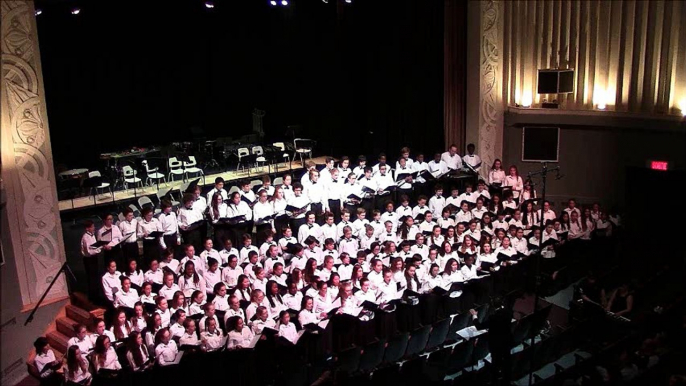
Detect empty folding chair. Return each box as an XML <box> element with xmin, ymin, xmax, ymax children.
<box><xmin>183</xmin><ymin>156</ymin><xmax>205</xmax><ymax>184</ymax></box>
<box><xmin>142</xmin><ymin>160</ymin><xmax>166</xmax><ymax>187</ymax></box>
<box><xmin>423</xmin><ymin>346</ymin><xmax>452</xmax><ymax>382</ymax></box>
<box><xmin>405</xmin><ymin>325</ymin><xmax>431</xmax><ymax>358</ymax></box>
<box><xmin>128</xmin><ymin>204</ymin><xmax>142</xmax><ymax>219</ymax></box>
<box><xmin>273</xmin><ymin>176</ymin><xmax>283</xmax><ymax>186</ymax></box>
<box><xmin>446</xmin><ymin>340</ymin><xmax>474</xmax><ymax>375</ymax></box>
<box><xmin>382</xmin><ymin>332</ymin><xmax>410</xmax><ymax>365</ymax></box>
<box><xmin>371</xmin><ymin>364</ymin><xmax>401</xmax><ymax>384</ymax></box>
<box><xmin>252</xmin><ymin>146</ymin><xmax>266</xmax><ymax>171</ymax></box>
<box><xmin>272</xmin><ymin>142</ymin><xmax>291</xmax><ymax>171</ymax></box>
<box><xmin>293</xmin><ymin>138</ymin><xmax>314</xmax><ymax>166</ymax></box>
<box><xmin>399</xmin><ymin>356</ymin><xmax>426</xmax><ymax>384</ymax></box>
<box><xmin>336</xmin><ymin>346</ymin><xmax>362</xmax><ymax>375</ymax></box>
<box><xmin>122</xmin><ymin>165</ymin><xmax>142</xmax><ymax>190</ymax></box>
<box><xmin>358</xmin><ymin>339</ymin><xmax>386</xmax><ymax>373</ymax></box>
<box><xmin>228</xmin><ymin>185</ymin><xmax>240</xmax><ymax>195</ymax></box>
<box><xmin>168</xmin><ymin>157</ymin><xmax>185</xmax><ymax>182</ymax></box>
<box><xmin>236</xmin><ymin>147</ymin><xmax>249</xmax><ymax>173</ymax></box>
<box><xmin>426</xmin><ymin>318</ymin><xmax>451</xmax><ymax>351</ymax></box>
<box><xmin>470</xmin><ymin>332</ymin><xmax>490</xmax><ymax>365</ymax></box>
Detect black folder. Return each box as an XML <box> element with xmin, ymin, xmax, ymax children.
<box><xmin>218</xmin><ymin>215</ymin><xmax>246</xmax><ymax>225</ymax></box>
<box><xmin>395</xmin><ymin>171</ymin><xmax>418</xmax><ymax>182</ymax></box>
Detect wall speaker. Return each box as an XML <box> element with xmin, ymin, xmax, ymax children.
<box><xmin>522</xmin><ymin>126</ymin><xmax>560</xmax><ymax>163</ymax></box>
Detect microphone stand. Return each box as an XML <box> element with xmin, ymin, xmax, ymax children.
<box><xmin>526</xmin><ymin>162</ymin><xmax>561</xmax><ymax>386</ymax></box>
<box><xmin>25</xmin><ymin>262</ymin><xmax>77</xmax><ymax>326</ymax></box>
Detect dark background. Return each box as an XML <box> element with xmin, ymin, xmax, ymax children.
<box><xmin>36</xmin><ymin>0</ymin><xmax>445</xmax><ymax>172</ymax></box>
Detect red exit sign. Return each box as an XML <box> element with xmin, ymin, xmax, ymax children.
<box><xmin>650</xmin><ymin>161</ymin><xmax>669</xmax><ymax>171</ymax></box>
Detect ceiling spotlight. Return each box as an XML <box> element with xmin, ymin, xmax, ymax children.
<box><xmin>35</xmin><ymin>9</ymin><xmax>43</xmax><ymax>16</ymax></box>
<box><xmin>322</xmin><ymin>0</ymin><xmax>328</xmax><ymax>3</ymax></box>
<box><xmin>345</xmin><ymin>0</ymin><xmax>352</xmax><ymax>3</ymax></box>
<box><xmin>270</xmin><ymin>0</ymin><xmax>277</xmax><ymax>5</ymax></box>
<box><xmin>71</xmin><ymin>7</ymin><xmax>81</xmax><ymax>15</ymax></box>
<box><xmin>281</xmin><ymin>0</ymin><xmax>288</xmax><ymax>5</ymax></box>
<box><xmin>204</xmin><ymin>1</ymin><xmax>215</xmax><ymax>8</ymax></box>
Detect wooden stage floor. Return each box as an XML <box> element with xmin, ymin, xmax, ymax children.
<box><xmin>58</xmin><ymin>157</ymin><xmax>323</xmax><ymax>212</ymax></box>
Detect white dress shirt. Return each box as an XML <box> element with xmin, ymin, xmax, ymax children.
<box><xmin>155</xmin><ymin>341</ymin><xmax>179</xmax><ymax>366</ymax></box>
<box><xmin>158</xmin><ymin>212</ymin><xmax>180</xmax><ymax>237</ymax></box>
<box><xmin>81</xmin><ymin>232</ymin><xmax>102</xmax><ymax>257</ymax></box>
<box><xmin>102</xmin><ymin>271</ymin><xmax>123</xmax><ymax>302</ymax></box>
<box><xmin>441</xmin><ymin>151</ymin><xmax>463</xmax><ymax>170</ymax></box>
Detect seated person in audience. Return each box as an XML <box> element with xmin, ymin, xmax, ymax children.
<box><xmin>298</xmin><ymin>211</ymin><xmax>321</xmax><ymax>245</ymax></box>
<box><xmin>219</xmin><ymin>238</ymin><xmax>240</xmax><ymax>266</ymax></box>
<box><xmin>102</xmin><ymin>260</ymin><xmax>122</xmax><ymax>304</ymax></box>
<box><xmin>221</xmin><ymin>254</ymin><xmax>243</xmax><ymax>288</ymax></box>
<box><xmin>145</xmin><ymin>258</ymin><xmax>164</xmax><ymax>286</ymax></box>
<box><xmin>33</xmin><ymin>337</ymin><xmax>61</xmax><ymax>382</ymax></box>
<box><xmin>154</xmin><ymin>328</ymin><xmax>179</xmax><ymax>366</ymax></box>
<box><xmin>114</xmin><ymin>276</ymin><xmax>140</xmax><ymax>310</ymax></box>
<box><xmin>126</xmin><ymin>331</ymin><xmax>152</xmax><ymax>372</ymax></box>
<box><xmin>155</xmin><ymin>296</ymin><xmax>172</xmax><ymax>328</ymax></box>
<box><xmin>179</xmin><ymin>318</ymin><xmax>200</xmax><ymax>347</ymax></box>
<box><xmin>239</xmin><ymin>234</ymin><xmax>259</xmax><ymax>265</ymax></box>
<box><xmin>110</xmin><ymin>308</ymin><xmax>132</xmax><ymax>343</ymax></box>
<box><xmin>211</xmin><ymin>282</ymin><xmax>230</xmax><ymax>311</ymax></box>
<box><xmin>179</xmin><ymin>244</ymin><xmax>206</xmax><ymax>277</ymax></box>
<box><xmin>90</xmin><ymin>318</ymin><xmax>115</xmax><ymax>346</ymax></box>
<box><xmin>169</xmin><ymin>309</ymin><xmax>187</xmax><ymax>339</ymax></box>
<box><xmin>224</xmin><ymin>294</ymin><xmax>247</xmax><ymax>325</ymax></box>
<box><xmin>199</xmin><ymin>238</ymin><xmax>220</xmax><ymax>265</ymax></box>
<box><xmin>188</xmin><ymin>290</ymin><xmax>206</xmax><ymax>316</ymax></box>
<box><xmin>606</xmin><ymin>282</ymin><xmax>634</xmax><ymax>318</ymax></box>
<box><xmin>203</xmin><ymin>258</ymin><xmax>222</xmax><ymax>297</ymax></box>
<box><xmin>67</xmin><ymin>324</ymin><xmax>94</xmax><ymax>354</ymax></box>
<box><xmin>122</xmin><ymin>259</ymin><xmax>144</xmax><ymax>289</ymax></box>
<box><xmin>63</xmin><ymin>345</ymin><xmax>92</xmax><ymax>384</ymax></box>
<box><xmin>277</xmin><ymin>311</ymin><xmax>299</xmax><ymax>344</ymax></box>
<box><xmin>298</xmin><ymin>295</ymin><xmax>327</xmax><ymax>326</ymax></box>
<box><xmin>428</xmin><ymin>154</ymin><xmax>449</xmax><ymax>178</ymax></box>
<box><xmin>250</xmin><ymin>306</ymin><xmax>276</xmax><ymax>335</ymax></box>
<box><xmin>92</xmin><ymin>335</ymin><xmax>122</xmax><ymax>373</ymax></box>
<box><xmin>226</xmin><ymin>316</ymin><xmax>255</xmax><ymax>350</ymax></box>
<box><xmin>130</xmin><ymin>302</ymin><xmax>148</xmax><ymax>332</ymax></box>
<box><xmin>201</xmin><ymin>317</ymin><xmax>224</xmax><ymax>352</ymax></box>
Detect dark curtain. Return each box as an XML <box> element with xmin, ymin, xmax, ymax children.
<box><xmin>443</xmin><ymin>0</ymin><xmax>467</xmax><ymax>151</ymax></box>
<box><xmin>37</xmin><ymin>0</ymin><xmax>444</xmax><ymax>170</ymax></box>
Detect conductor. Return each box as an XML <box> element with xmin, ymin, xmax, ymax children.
<box><xmin>470</xmin><ymin>298</ymin><xmax>514</xmax><ymax>385</ymax></box>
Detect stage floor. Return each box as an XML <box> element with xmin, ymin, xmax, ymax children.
<box><xmin>58</xmin><ymin>157</ymin><xmax>323</xmax><ymax>212</ymax></box>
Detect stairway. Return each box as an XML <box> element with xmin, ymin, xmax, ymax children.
<box><xmin>26</xmin><ymin>293</ymin><xmax>106</xmax><ymax>380</ymax></box>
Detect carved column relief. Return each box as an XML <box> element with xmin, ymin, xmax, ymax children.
<box><xmin>1</xmin><ymin>1</ymin><xmax>68</xmax><ymax>306</ymax></box>
<box><xmin>479</xmin><ymin>1</ymin><xmax>504</xmax><ymax>178</ymax></box>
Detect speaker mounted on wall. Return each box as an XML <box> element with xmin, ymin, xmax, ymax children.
<box><xmin>522</xmin><ymin>126</ymin><xmax>560</xmax><ymax>163</ymax></box>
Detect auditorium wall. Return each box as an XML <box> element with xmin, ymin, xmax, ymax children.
<box><xmin>502</xmin><ymin>117</ymin><xmax>686</xmax><ymax>211</ymax></box>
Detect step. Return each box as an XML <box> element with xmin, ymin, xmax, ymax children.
<box><xmin>65</xmin><ymin>304</ymin><xmax>92</xmax><ymax>328</ymax></box>
<box><xmin>56</xmin><ymin>316</ymin><xmax>79</xmax><ymax>337</ymax></box>
<box><xmin>46</xmin><ymin>330</ymin><xmax>70</xmax><ymax>355</ymax></box>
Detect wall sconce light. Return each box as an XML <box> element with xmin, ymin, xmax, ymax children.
<box><xmin>520</xmin><ymin>91</ymin><xmax>533</xmax><ymax>108</ymax></box>
<box><xmin>594</xmin><ymin>88</ymin><xmax>606</xmax><ymax>110</ymax></box>
<box><xmin>679</xmin><ymin>98</ymin><xmax>686</xmax><ymax>117</ymax></box>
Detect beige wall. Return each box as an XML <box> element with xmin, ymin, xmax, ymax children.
<box><xmin>502</xmin><ymin>0</ymin><xmax>686</xmax><ymax>115</ymax></box>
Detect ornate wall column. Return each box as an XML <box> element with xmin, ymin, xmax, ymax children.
<box><xmin>1</xmin><ymin>1</ymin><xmax>68</xmax><ymax>307</ymax></box>
<box><xmin>466</xmin><ymin>0</ymin><xmax>504</xmax><ymax>179</ymax></box>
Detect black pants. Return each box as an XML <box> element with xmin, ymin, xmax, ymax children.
<box><xmin>142</xmin><ymin>239</ymin><xmax>161</xmax><ymax>268</ymax></box>
<box><xmin>311</xmin><ymin>203</ymin><xmax>324</xmax><ymax>224</ymax></box>
<box><xmin>163</xmin><ymin>233</ymin><xmax>178</xmax><ymax>257</ymax></box>
<box><xmin>328</xmin><ymin>200</ymin><xmax>342</xmax><ymax>222</ymax></box>
<box><xmin>290</xmin><ymin>217</ymin><xmax>307</xmax><ymax>240</ymax></box>
<box><xmin>255</xmin><ymin>223</ymin><xmax>272</xmax><ymax>245</ymax></box>
<box><xmin>398</xmin><ymin>187</ymin><xmax>414</xmax><ymax>205</ymax></box>
<box><xmin>344</xmin><ymin>203</ymin><xmax>360</xmax><ymax>221</ymax></box>
<box><xmin>274</xmin><ymin>215</ymin><xmax>290</xmax><ymax>238</ymax></box>
<box><xmin>83</xmin><ymin>255</ymin><xmax>101</xmax><ymax>301</ymax></box>
<box><xmin>361</xmin><ymin>198</ymin><xmax>374</xmax><ymax>216</ymax></box>
<box><xmin>375</xmin><ymin>193</ymin><xmax>393</xmax><ymax>211</ymax></box>
<box><xmin>103</xmin><ymin>245</ymin><xmax>123</xmax><ymax>268</ymax></box>
<box><xmin>181</xmin><ymin>228</ymin><xmax>203</xmax><ymax>253</ymax></box>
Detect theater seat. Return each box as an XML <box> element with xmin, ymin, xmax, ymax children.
<box><xmin>446</xmin><ymin>340</ymin><xmax>473</xmax><ymax>375</ymax></box>
<box><xmin>405</xmin><ymin>325</ymin><xmax>431</xmax><ymax>358</ymax></box>
<box><xmin>426</xmin><ymin>318</ymin><xmax>451</xmax><ymax>351</ymax></box>
<box><xmin>358</xmin><ymin>339</ymin><xmax>386</xmax><ymax>373</ymax></box>
<box><xmin>382</xmin><ymin>332</ymin><xmax>410</xmax><ymax>364</ymax></box>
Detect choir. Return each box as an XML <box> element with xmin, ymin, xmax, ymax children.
<box><xmin>52</xmin><ymin>144</ymin><xmax>618</xmax><ymax>385</ymax></box>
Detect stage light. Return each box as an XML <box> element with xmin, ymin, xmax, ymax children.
<box><xmin>322</xmin><ymin>0</ymin><xmax>328</xmax><ymax>3</ymax></box>
<box><xmin>679</xmin><ymin>98</ymin><xmax>686</xmax><ymax>117</ymax></box>
<box><xmin>205</xmin><ymin>1</ymin><xmax>215</xmax><ymax>8</ymax></box>
<box><xmin>520</xmin><ymin>91</ymin><xmax>532</xmax><ymax>108</ymax></box>
<box><xmin>594</xmin><ymin>88</ymin><xmax>607</xmax><ymax>110</ymax></box>
<box><xmin>71</xmin><ymin>7</ymin><xmax>81</xmax><ymax>15</ymax></box>
<box><xmin>270</xmin><ymin>0</ymin><xmax>277</xmax><ymax>5</ymax></box>
<box><xmin>345</xmin><ymin>0</ymin><xmax>352</xmax><ymax>3</ymax></box>
<box><xmin>35</xmin><ymin>9</ymin><xmax>42</xmax><ymax>16</ymax></box>
<box><xmin>281</xmin><ymin>0</ymin><xmax>288</xmax><ymax>5</ymax></box>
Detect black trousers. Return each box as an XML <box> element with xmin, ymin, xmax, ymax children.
<box><xmin>83</xmin><ymin>255</ymin><xmax>101</xmax><ymax>301</ymax></box>
<box><xmin>344</xmin><ymin>203</ymin><xmax>360</xmax><ymax>221</ymax></box>
<box><xmin>274</xmin><ymin>215</ymin><xmax>290</xmax><ymax>239</ymax></box>
<box><xmin>142</xmin><ymin>239</ymin><xmax>161</xmax><ymax>269</ymax></box>
<box><xmin>121</xmin><ymin>242</ymin><xmax>139</xmax><ymax>265</ymax></box>
<box><xmin>290</xmin><ymin>217</ymin><xmax>307</xmax><ymax>240</ymax></box>
<box><xmin>328</xmin><ymin>200</ymin><xmax>342</xmax><ymax>222</ymax></box>
<box><xmin>103</xmin><ymin>245</ymin><xmax>123</xmax><ymax>268</ymax></box>
<box><xmin>181</xmin><ymin>228</ymin><xmax>203</xmax><ymax>253</ymax></box>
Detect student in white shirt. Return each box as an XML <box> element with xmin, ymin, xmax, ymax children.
<box><xmin>158</xmin><ymin>200</ymin><xmax>181</xmax><ymax>253</ymax></box>
<box><xmin>462</xmin><ymin>143</ymin><xmax>482</xmax><ymax>172</ymax></box>
<box><xmin>118</xmin><ymin>208</ymin><xmax>139</xmax><ymax>265</ymax></box>
<box><xmin>145</xmin><ymin>259</ymin><xmax>164</xmax><ymax>285</ymax></box>
<box><xmin>154</xmin><ymin>328</ymin><xmax>179</xmax><ymax>367</ymax></box>
<box><xmin>337</xmin><ymin>253</ymin><xmax>354</xmax><ymax>281</ymax></box>
<box><xmin>114</xmin><ymin>277</ymin><xmax>140</xmax><ymax>310</ymax></box>
<box><xmin>91</xmin><ymin>318</ymin><xmax>116</xmax><ymax>346</ymax></box>
<box><xmin>63</xmin><ymin>345</ymin><xmax>92</xmax><ymax>384</ymax></box>
<box><xmin>488</xmin><ymin>159</ymin><xmax>506</xmax><ymax>186</ymax></box>
<box><xmin>224</xmin><ymin>295</ymin><xmax>247</xmax><ymax>326</ymax></box>
<box><xmin>130</xmin><ymin>302</ymin><xmax>148</xmax><ymax>332</ymax></box>
<box><xmin>102</xmin><ymin>260</ymin><xmax>122</xmax><ymax>303</ymax></box>
<box><xmin>179</xmin><ymin>244</ymin><xmax>206</xmax><ymax>277</ymax></box>
<box><xmin>178</xmin><ymin>261</ymin><xmax>207</xmax><ymax>298</ymax></box>
<box><xmin>564</xmin><ymin>199</ymin><xmax>582</xmax><ymax>218</ymax></box>
<box><xmin>126</xmin><ymin>331</ymin><xmax>152</xmax><ymax>372</ymax></box>
<box><xmin>158</xmin><ymin>271</ymin><xmax>181</xmax><ymax>302</ymax></box>
<box><xmin>287</xmin><ymin>183</ymin><xmax>311</xmax><ymax>237</ymax></box>
<box><xmin>122</xmin><ymin>258</ymin><xmax>145</xmax><ymax>288</ymax></box>
<box><xmin>298</xmin><ymin>295</ymin><xmax>326</xmax><ymax>327</ymax></box>
<box><xmin>428</xmin><ymin>185</ymin><xmax>446</xmax><ymax>219</ymax></box>
<box><xmin>253</xmin><ymin>190</ymin><xmax>276</xmax><ymax>244</ymax></box>
<box><xmin>504</xmin><ymin>165</ymin><xmax>524</xmax><ymax>202</ymax></box>
<box><xmin>137</xmin><ymin>207</ymin><xmax>165</xmax><ymax>262</ymax></box>
<box><xmin>199</xmin><ymin>238</ymin><xmax>221</xmax><ymax>267</ymax></box>
<box><xmin>428</xmin><ymin>153</ymin><xmax>450</xmax><ymax>178</ymax></box>
<box><xmin>110</xmin><ymin>308</ymin><xmax>133</xmax><ymax>342</ymax></box>
<box><xmin>277</xmin><ymin>311</ymin><xmax>299</xmax><ymax>344</ymax></box>
<box><xmin>67</xmin><ymin>324</ymin><xmax>94</xmax><ymax>354</ymax></box>
<box><xmin>200</xmin><ymin>318</ymin><xmax>224</xmax><ymax>352</ymax></box>
<box><xmin>92</xmin><ymin>334</ymin><xmax>122</xmax><ymax>372</ymax></box>
<box><xmin>218</xmin><ymin>238</ymin><xmax>240</xmax><ymax>266</ymax></box>
<box><xmin>203</xmin><ymin>258</ymin><xmax>222</xmax><ymax>296</ymax></box>
<box><xmin>226</xmin><ymin>316</ymin><xmax>255</xmax><ymax>350</ymax></box>
<box><xmin>250</xmin><ymin>306</ymin><xmax>276</xmax><ymax>335</ymax></box>
<box><xmin>97</xmin><ymin>214</ymin><xmax>124</xmax><ymax>268</ymax></box>
<box><xmin>81</xmin><ymin>220</ymin><xmax>102</xmax><ymax>300</ymax></box>
<box><xmin>206</xmin><ymin>177</ymin><xmax>229</xmax><ymax>203</ymax></box>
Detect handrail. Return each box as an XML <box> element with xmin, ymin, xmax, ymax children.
<box><xmin>24</xmin><ymin>262</ymin><xmax>76</xmax><ymax>326</ymax></box>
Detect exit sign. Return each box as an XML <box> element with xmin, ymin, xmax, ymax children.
<box><xmin>650</xmin><ymin>161</ymin><xmax>669</xmax><ymax>171</ymax></box>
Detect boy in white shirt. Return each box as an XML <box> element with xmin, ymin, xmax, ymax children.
<box><xmin>428</xmin><ymin>185</ymin><xmax>446</xmax><ymax>218</ymax></box>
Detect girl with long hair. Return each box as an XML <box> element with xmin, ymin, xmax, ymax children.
<box><xmin>125</xmin><ymin>331</ymin><xmax>152</xmax><ymax>372</ymax></box>
<box><xmin>64</xmin><ymin>345</ymin><xmax>92</xmax><ymax>385</ymax></box>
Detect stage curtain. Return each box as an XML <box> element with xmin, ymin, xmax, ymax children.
<box><xmin>443</xmin><ymin>0</ymin><xmax>467</xmax><ymax>151</ymax></box>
